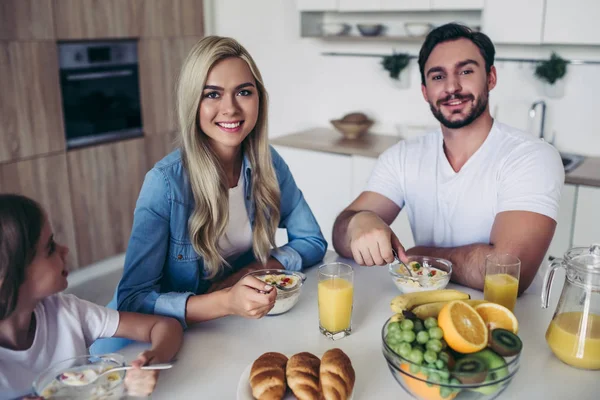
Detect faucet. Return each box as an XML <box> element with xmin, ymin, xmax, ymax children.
<box><xmin>529</xmin><ymin>100</ymin><xmax>547</xmax><ymax>141</ymax></box>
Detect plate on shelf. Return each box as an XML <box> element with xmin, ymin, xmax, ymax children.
<box><xmin>236</xmin><ymin>354</ymin><xmax>355</xmax><ymax>400</ymax></box>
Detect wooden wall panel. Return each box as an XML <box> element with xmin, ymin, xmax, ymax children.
<box><xmin>0</xmin><ymin>0</ymin><xmax>55</xmax><ymax>40</ymax></box>
<box><xmin>0</xmin><ymin>41</ymin><xmax>65</xmax><ymax>163</ymax></box>
<box><xmin>145</xmin><ymin>131</ymin><xmax>179</xmax><ymax>169</ymax></box>
<box><xmin>138</xmin><ymin>37</ymin><xmax>201</xmax><ymax>136</ymax></box>
<box><xmin>67</xmin><ymin>138</ymin><xmax>147</xmax><ymax>267</ymax></box>
<box><xmin>0</xmin><ymin>153</ymin><xmax>79</xmax><ymax>269</ymax></box>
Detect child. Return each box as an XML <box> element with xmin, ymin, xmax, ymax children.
<box><xmin>0</xmin><ymin>194</ymin><xmax>183</xmax><ymax>399</ymax></box>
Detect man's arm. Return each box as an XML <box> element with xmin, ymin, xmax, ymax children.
<box><xmin>332</xmin><ymin>191</ymin><xmax>407</xmax><ymax>265</ymax></box>
<box><xmin>407</xmin><ymin>211</ymin><xmax>556</xmax><ymax>295</ymax></box>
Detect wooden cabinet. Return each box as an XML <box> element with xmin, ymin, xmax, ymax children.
<box><xmin>572</xmin><ymin>186</ymin><xmax>600</xmax><ymax>248</ymax></box>
<box><xmin>351</xmin><ymin>155</ymin><xmax>415</xmax><ymax>249</ymax></box>
<box><xmin>297</xmin><ymin>0</ymin><xmax>338</xmax><ymax>11</ymax></box>
<box><xmin>543</xmin><ymin>0</ymin><xmax>600</xmax><ymax>45</ymax></box>
<box><xmin>0</xmin><ymin>0</ymin><xmax>55</xmax><ymax>40</ymax></box>
<box><xmin>430</xmin><ymin>0</ymin><xmax>483</xmax><ymax>9</ymax></box>
<box><xmin>142</xmin><ymin>0</ymin><xmax>205</xmax><ymax>37</ymax></box>
<box><xmin>547</xmin><ymin>184</ymin><xmax>577</xmax><ymax>258</ymax></box>
<box><xmin>67</xmin><ymin>138</ymin><xmax>147</xmax><ymax>267</ymax></box>
<box><xmin>138</xmin><ymin>37</ymin><xmax>201</xmax><ymax>136</ymax></box>
<box><xmin>272</xmin><ymin>146</ymin><xmax>352</xmax><ymax>250</ymax></box>
<box><xmin>482</xmin><ymin>0</ymin><xmax>544</xmax><ymax>44</ymax></box>
<box><xmin>0</xmin><ymin>153</ymin><xmax>78</xmax><ymax>269</ymax></box>
<box><xmin>0</xmin><ymin>41</ymin><xmax>65</xmax><ymax>163</ymax></box>
<box><xmin>144</xmin><ymin>131</ymin><xmax>178</xmax><ymax>169</ymax></box>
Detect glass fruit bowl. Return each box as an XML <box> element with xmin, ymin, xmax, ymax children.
<box><xmin>388</xmin><ymin>255</ymin><xmax>452</xmax><ymax>293</ymax></box>
<box><xmin>381</xmin><ymin>317</ymin><xmax>520</xmax><ymax>400</ymax></box>
<box><xmin>33</xmin><ymin>354</ymin><xmax>126</xmax><ymax>399</ymax></box>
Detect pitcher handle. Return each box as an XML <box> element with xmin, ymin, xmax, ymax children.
<box><xmin>541</xmin><ymin>257</ymin><xmax>566</xmax><ymax>309</ymax></box>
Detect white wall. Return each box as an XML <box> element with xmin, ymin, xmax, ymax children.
<box><xmin>211</xmin><ymin>0</ymin><xmax>600</xmax><ymax>157</ymax></box>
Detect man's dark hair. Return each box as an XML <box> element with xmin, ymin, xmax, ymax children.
<box><xmin>418</xmin><ymin>23</ymin><xmax>495</xmax><ymax>86</ymax></box>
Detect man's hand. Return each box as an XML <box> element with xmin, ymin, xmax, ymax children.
<box><xmin>348</xmin><ymin>211</ymin><xmax>407</xmax><ymax>266</ymax></box>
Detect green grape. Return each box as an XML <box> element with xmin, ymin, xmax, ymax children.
<box><xmin>440</xmin><ymin>386</ymin><xmax>453</xmax><ymax>399</ymax></box>
<box><xmin>413</xmin><ymin>319</ymin><xmax>425</xmax><ymax>332</ymax></box>
<box><xmin>416</xmin><ymin>330</ymin><xmax>430</xmax><ymax>344</ymax></box>
<box><xmin>398</xmin><ymin>342</ymin><xmax>412</xmax><ymax>358</ymax></box>
<box><xmin>426</xmin><ymin>339</ymin><xmax>443</xmax><ymax>353</ymax></box>
<box><xmin>386</xmin><ymin>333</ymin><xmax>398</xmax><ymax>345</ymax></box>
<box><xmin>429</xmin><ymin>327</ymin><xmax>444</xmax><ymax>340</ymax></box>
<box><xmin>388</xmin><ymin>321</ymin><xmax>402</xmax><ymax>334</ymax></box>
<box><xmin>401</xmin><ymin>330</ymin><xmax>416</xmax><ymax>343</ymax></box>
<box><xmin>438</xmin><ymin>370</ymin><xmax>451</xmax><ymax>380</ymax></box>
<box><xmin>409</xmin><ymin>348</ymin><xmax>424</xmax><ymax>365</ymax></box>
<box><xmin>424</xmin><ymin>317</ymin><xmax>438</xmax><ymax>329</ymax></box>
<box><xmin>400</xmin><ymin>319</ymin><xmax>415</xmax><ymax>331</ymax></box>
<box><xmin>428</xmin><ymin>372</ymin><xmax>441</xmax><ymax>383</ymax></box>
<box><xmin>435</xmin><ymin>359</ymin><xmax>446</xmax><ymax>370</ymax></box>
<box><xmin>409</xmin><ymin>363</ymin><xmax>421</xmax><ymax>374</ymax></box>
<box><xmin>424</xmin><ymin>350</ymin><xmax>438</xmax><ymax>364</ymax></box>
<box><xmin>392</xmin><ymin>330</ymin><xmax>404</xmax><ymax>343</ymax></box>
<box><xmin>438</xmin><ymin>351</ymin><xmax>451</xmax><ymax>364</ymax></box>
<box><xmin>449</xmin><ymin>378</ymin><xmax>461</xmax><ymax>386</ymax></box>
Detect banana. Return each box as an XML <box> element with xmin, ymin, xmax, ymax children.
<box><xmin>412</xmin><ymin>299</ymin><xmax>487</xmax><ymax>320</ymax></box>
<box><xmin>390</xmin><ymin>313</ymin><xmax>405</xmax><ymax>323</ymax></box>
<box><xmin>390</xmin><ymin>289</ymin><xmax>470</xmax><ymax>314</ymax></box>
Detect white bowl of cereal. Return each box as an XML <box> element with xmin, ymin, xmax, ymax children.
<box><xmin>246</xmin><ymin>269</ymin><xmax>306</xmax><ymax>315</ymax></box>
<box><xmin>388</xmin><ymin>256</ymin><xmax>452</xmax><ymax>294</ymax></box>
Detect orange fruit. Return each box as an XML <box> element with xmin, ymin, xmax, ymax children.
<box><xmin>399</xmin><ymin>364</ymin><xmax>458</xmax><ymax>400</ymax></box>
<box><xmin>438</xmin><ymin>300</ymin><xmax>488</xmax><ymax>354</ymax></box>
<box><xmin>474</xmin><ymin>302</ymin><xmax>519</xmax><ymax>333</ymax></box>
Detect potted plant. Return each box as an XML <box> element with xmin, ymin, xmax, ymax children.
<box><xmin>534</xmin><ymin>52</ymin><xmax>569</xmax><ymax>98</ymax></box>
<box><xmin>381</xmin><ymin>52</ymin><xmax>411</xmax><ymax>89</ymax></box>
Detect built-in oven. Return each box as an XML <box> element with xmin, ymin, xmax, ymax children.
<box><xmin>58</xmin><ymin>40</ymin><xmax>143</xmax><ymax>149</ymax></box>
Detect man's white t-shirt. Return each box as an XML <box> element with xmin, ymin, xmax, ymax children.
<box><xmin>366</xmin><ymin>120</ymin><xmax>564</xmax><ymax>247</ymax></box>
<box><xmin>0</xmin><ymin>294</ymin><xmax>120</xmax><ymax>399</ymax></box>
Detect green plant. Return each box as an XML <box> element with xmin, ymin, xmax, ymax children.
<box><xmin>381</xmin><ymin>53</ymin><xmax>411</xmax><ymax>80</ymax></box>
<box><xmin>534</xmin><ymin>52</ymin><xmax>568</xmax><ymax>85</ymax></box>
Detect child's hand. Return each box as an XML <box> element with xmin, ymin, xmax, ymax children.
<box><xmin>124</xmin><ymin>350</ymin><xmax>161</xmax><ymax>397</ymax></box>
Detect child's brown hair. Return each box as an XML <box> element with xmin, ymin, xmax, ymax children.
<box><xmin>0</xmin><ymin>194</ymin><xmax>44</xmax><ymax>319</ymax></box>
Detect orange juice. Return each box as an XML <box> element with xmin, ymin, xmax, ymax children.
<box><xmin>546</xmin><ymin>311</ymin><xmax>600</xmax><ymax>370</ymax></box>
<box><xmin>318</xmin><ymin>278</ymin><xmax>353</xmax><ymax>333</ymax></box>
<box><xmin>483</xmin><ymin>273</ymin><xmax>518</xmax><ymax>311</ymax></box>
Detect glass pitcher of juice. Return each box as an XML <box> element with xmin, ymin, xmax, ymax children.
<box><xmin>541</xmin><ymin>244</ymin><xmax>600</xmax><ymax>370</ymax></box>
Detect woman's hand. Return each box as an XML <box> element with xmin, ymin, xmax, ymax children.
<box><xmin>124</xmin><ymin>350</ymin><xmax>161</xmax><ymax>397</ymax></box>
<box><xmin>207</xmin><ymin>258</ymin><xmax>284</xmax><ymax>293</ymax></box>
<box><xmin>224</xmin><ymin>275</ymin><xmax>276</xmax><ymax>318</ymax></box>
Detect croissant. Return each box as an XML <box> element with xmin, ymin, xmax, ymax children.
<box><xmin>319</xmin><ymin>348</ymin><xmax>355</xmax><ymax>400</ymax></box>
<box><xmin>286</xmin><ymin>352</ymin><xmax>321</xmax><ymax>400</ymax></box>
<box><xmin>249</xmin><ymin>352</ymin><xmax>288</xmax><ymax>400</ymax></box>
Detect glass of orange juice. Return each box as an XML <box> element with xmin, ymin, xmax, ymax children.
<box><xmin>318</xmin><ymin>262</ymin><xmax>354</xmax><ymax>340</ymax></box>
<box><xmin>483</xmin><ymin>253</ymin><xmax>520</xmax><ymax>311</ymax></box>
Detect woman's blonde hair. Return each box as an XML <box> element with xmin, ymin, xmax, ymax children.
<box><xmin>176</xmin><ymin>36</ymin><xmax>280</xmax><ymax>279</ymax></box>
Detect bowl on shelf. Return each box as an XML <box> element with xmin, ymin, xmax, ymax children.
<box><xmin>330</xmin><ymin>112</ymin><xmax>374</xmax><ymax>139</ymax></box>
<box><xmin>321</xmin><ymin>23</ymin><xmax>351</xmax><ymax>36</ymax></box>
<box><xmin>404</xmin><ymin>22</ymin><xmax>434</xmax><ymax>37</ymax></box>
<box><xmin>244</xmin><ymin>269</ymin><xmax>306</xmax><ymax>315</ymax></box>
<box><xmin>357</xmin><ymin>23</ymin><xmax>385</xmax><ymax>37</ymax></box>
<box><xmin>382</xmin><ymin>318</ymin><xmax>521</xmax><ymax>400</ymax></box>
<box><xmin>388</xmin><ymin>255</ymin><xmax>452</xmax><ymax>293</ymax></box>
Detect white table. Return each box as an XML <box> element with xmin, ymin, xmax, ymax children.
<box><xmin>120</xmin><ymin>252</ymin><xmax>598</xmax><ymax>399</ymax></box>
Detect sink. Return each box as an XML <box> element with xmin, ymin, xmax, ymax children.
<box><xmin>561</xmin><ymin>153</ymin><xmax>585</xmax><ymax>173</ymax></box>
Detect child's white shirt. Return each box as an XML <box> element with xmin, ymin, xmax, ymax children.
<box><xmin>0</xmin><ymin>293</ymin><xmax>119</xmax><ymax>399</ymax></box>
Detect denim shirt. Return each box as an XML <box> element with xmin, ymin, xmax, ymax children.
<box><xmin>114</xmin><ymin>146</ymin><xmax>327</xmax><ymax>327</ymax></box>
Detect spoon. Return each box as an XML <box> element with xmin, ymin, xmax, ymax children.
<box><xmin>392</xmin><ymin>250</ymin><xmax>415</xmax><ymax>278</ymax></box>
<box><xmin>57</xmin><ymin>362</ymin><xmax>175</xmax><ymax>387</ymax></box>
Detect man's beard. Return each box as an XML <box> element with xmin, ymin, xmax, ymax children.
<box><xmin>429</xmin><ymin>91</ymin><xmax>488</xmax><ymax>129</ymax></box>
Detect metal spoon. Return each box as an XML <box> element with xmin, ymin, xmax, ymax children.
<box><xmin>392</xmin><ymin>250</ymin><xmax>415</xmax><ymax>278</ymax></box>
<box><xmin>57</xmin><ymin>362</ymin><xmax>175</xmax><ymax>387</ymax></box>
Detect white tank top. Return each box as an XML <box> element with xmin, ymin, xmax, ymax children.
<box><xmin>218</xmin><ymin>169</ymin><xmax>253</xmax><ymax>262</ymax></box>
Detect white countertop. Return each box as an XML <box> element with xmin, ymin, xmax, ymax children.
<box><xmin>120</xmin><ymin>252</ymin><xmax>598</xmax><ymax>399</ymax></box>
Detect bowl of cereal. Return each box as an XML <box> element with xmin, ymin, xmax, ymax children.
<box><xmin>388</xmin><ymin>256</ymin><xmax>452</xmax><ymax>293</ymax></box>
<box><xmin>33</xmin><ymin>354</ymin><xmax>126</xmax><ymax>399</ymax></box>
<box><xmin>246</xmin><ymin>269</ymin><xmax>306</xmax><ymax>315</ymax></box>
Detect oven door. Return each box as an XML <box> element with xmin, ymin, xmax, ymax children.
<box><xmin>60</xmin><ymin>64</ymin><xmax>143</xmax><ymax>149</ymax></box>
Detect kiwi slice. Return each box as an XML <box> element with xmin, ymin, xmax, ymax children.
<box><xmin>489</xmin><ymin>328</ymin><xmax>523</xmax><ymax>357</ymax></box>
<box><xmin>452</xmin><ymin>356</ymin><xmax>488</xmax><ymax>384</ymax></box>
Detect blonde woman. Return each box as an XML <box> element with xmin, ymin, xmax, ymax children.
<box><xmin>91</xmin><ymin>36</ymin><xmax>326</xmax><ymax>353</ymax></box>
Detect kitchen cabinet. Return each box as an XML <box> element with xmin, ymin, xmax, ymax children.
<box><xmin>296</xmin><ymin>0</ymin><xmax>338</xmax><ymax>11</ymax></box>
<box><xmin>141</xmin><ymin>0</ymin><xmax>205</xmax><ymax>38</ymax></box>
<box><xmin>543</xmin><ymin>0</ymin><xmax>600</xmax><ymax>45</ymax></box>
<box><xmin>53</xmin><ymin>0</ymin><xmax>143</xmax><ymax>39</ymax></box>
<box><xmin>67</xmin><ymin>138</ymin><xmax>148</xmax><ymax>267</ymax></box>
<box><xmin>0</xmin><ymin>41</ymin><xmax>65</xmax><ymax>163</ymax></box>
<box><xmin>144</xmin><ymin>131</ymin><xmax>179</xmax><ymax>170</ymax></box>
<box><xmin>338</xmin><ymin>0</ymin><xmax>431</xmax><ymax>11</ymax></box>
<box><xmin>572</xmin><ymin>186</ymin><xmax>600</xmax><ymax>247</ymax></box>
<box><xmin>547</xmin><ymin>184</ymin><xmax>577</xmax><ymax>258</ymax></box>
<box><xmin>138</xmin><ymin>37</ymin><xmax>202</xmax><ymax>136</ymax></box>
<box><xmin>431</xmin><ymin>0</ymin><xmax>483</xmax><ymax>9</ymax></box>
<box><xmin>351</xmin><ymin>156</ymin><xmax>415</xmax><ymax>249</ymax></box>
<box><xmin>272</xmin><ymin>146</ymin><xmax>352</xmax><ymax>250</ymax></box>
<box><xmin>0</xmin><ymin>153</ymin><xmax>79</xmax><ymax>269</ymax></box>
<box><xmin>482</xmin><ymin>0</ymin><xmax>544</xmax><ymax>44</ymax></box>
<box><xmin>0</xmin><ymin>0</ymin><xmax>55</xmax><ymax>40</ymax></box>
